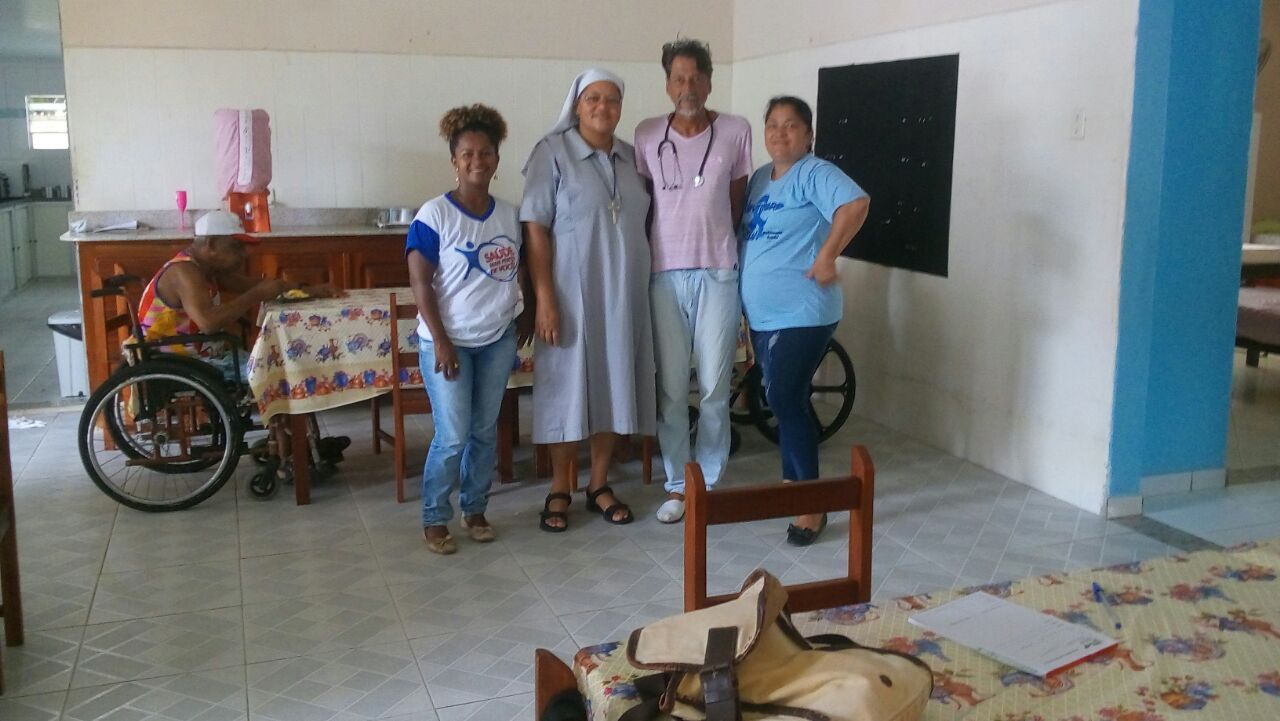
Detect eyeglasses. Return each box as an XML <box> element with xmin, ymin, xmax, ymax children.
<box><xmin>579</xmin><ymin>93</ymin><xmax>622</xmax><ymax>107</ymax></box>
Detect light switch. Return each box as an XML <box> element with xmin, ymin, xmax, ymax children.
<box><xmin>1071</xmin><ymin>108</ymin><xmax>1087</xmax><ymax>140</ymax></box>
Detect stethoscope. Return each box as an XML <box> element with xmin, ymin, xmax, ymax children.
<box><xmin>656</xmin><ymin>111</ymin><xmax>715</xmax><ymax>191</ymax></box>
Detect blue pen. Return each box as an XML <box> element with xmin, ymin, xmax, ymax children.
<box><xmin>1092</xmin><ymin>582</ymin><xmax>1123</xmax><ymax>631</ymax></box>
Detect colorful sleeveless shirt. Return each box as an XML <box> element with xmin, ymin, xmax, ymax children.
<box><xmin>137</xmin><ymin>251</ymin><xmax>220</xmax><ymax>356</ymax></box>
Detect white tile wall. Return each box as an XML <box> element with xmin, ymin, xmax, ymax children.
<box><xmin>0</xmin><ymin>59</ymin><xmax>73</xmax><ymax>192</ymax></box>
<box><xmin>63</xmin><ymin>49</ymin><xmax>716</xmax><ymax>211</ymax></box>
<box><xmin>730</xmin><ymin>0</ymin><xmax>1140</xmax><ymax>514</ymax></box>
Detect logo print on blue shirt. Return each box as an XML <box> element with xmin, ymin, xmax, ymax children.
<box><xmin>744</xmin><ymin>194</ymin><xmax>784</xmax><ymax>242</ymax></box>
<box><xmin>455</xmin><ymin>234</ymin><xmax>519</xmax><ymax>282</ymax></box>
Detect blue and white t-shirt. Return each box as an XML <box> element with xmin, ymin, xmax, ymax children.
<box><xmin>739</xmin><ymin>154</ymin><xmax>866</xmax><ymax>331</ymax></box>
<box><xmin>404</xmin><ymin>192</ymin><xmax>522</xmax><ymax>347</ymax></box>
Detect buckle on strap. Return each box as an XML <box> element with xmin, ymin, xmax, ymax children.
<box><xmin>701</xmin><ymin>627</ymin><xmax>740</xmax><ymax>721</ymax></box>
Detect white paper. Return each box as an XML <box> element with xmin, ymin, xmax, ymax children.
<box><xmin>91</xmin><ymin>221</ymin><xmax>140</xmax><ymax>233</ymax></box>
<box><xmin>908</xmin><ymin>592</ymin><xmax>1116</xmax><ymax>677</ymax></box>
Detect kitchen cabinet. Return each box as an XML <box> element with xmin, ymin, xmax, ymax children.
<box><xmin>0</xmin><ymin>211</ymin><xmax>13</xmax><ymax>298</ymax></box>
<box><xmin>32</xmin><ymin>202</ymin><xmax>74</xmax><ymax>277</ymax></box>
<box><xmin>11</xmin><ymin>205</ymin><xmax>32</xmax><ymax>287</ymax></box>
<box><xmin>246</xmin><ymin>249</ymin><xmax>348</xmax><ymax>288</ymax></box>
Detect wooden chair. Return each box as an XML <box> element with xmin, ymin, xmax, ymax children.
<box><xmin>0</xmin><ymin>351</ymin><xmax>26</xmax><ymax>694</ymax></box>
<box><xmin>684</xmin><ymin>445</ymin><xmax>875</xmax><ymax>613</ymax></box>
<box><xmin>372</xmin><ymin>293</ymin><xmax>519</xmax><ymax>502</ymax></box>
<box><xmin>530</xmin><ymin>447</ymin><xmax>877</xmax><ymax>717</ymax></box>
<box><xmin>534</xmin><ymin>649</ymin><xmax>580</xmax><ymax>720</ymax></box>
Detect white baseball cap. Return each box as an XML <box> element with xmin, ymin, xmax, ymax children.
<box><xmin>194</xmin><ymin>210</ymin><xmax>259</xmax><ymax>244</ymax></box>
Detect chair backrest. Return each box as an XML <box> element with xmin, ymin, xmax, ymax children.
<box><xmin>387</xmin><ymin>292</ymin><xmax>423</xmax><ymax>393</ymax></box>
<box><xmin>683</xmin><ymin>445</ymin><xmax>875</xmax><ymax>613</ymax></box>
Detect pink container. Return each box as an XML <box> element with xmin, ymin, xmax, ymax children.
<box><xmin>214</xmin><ymin>109</ymin><xmax>272</xmax><ymax>199</ymax></box>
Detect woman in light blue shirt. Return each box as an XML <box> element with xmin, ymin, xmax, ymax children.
<box><xmin>739</xmin><ymin>96</ymin><xmax>870</xmax><ymax>546</ymax></box>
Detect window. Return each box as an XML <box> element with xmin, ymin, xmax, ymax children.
<box><xmin>26</xmin><ymin>95</ymin><xmax>69</xmax><ymax>150</ymax></box>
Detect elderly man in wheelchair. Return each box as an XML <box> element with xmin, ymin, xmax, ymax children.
<box><xmin>77</xmin><ymin>210</ymin><xmax>347</xmax><ymax>511</ymax></box>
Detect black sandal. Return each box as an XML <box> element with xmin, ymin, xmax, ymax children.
<box><xmin>539</xmin><ymin>492</ymin><xmax>572</xmax><ymax>533</ymax></box>
<box><xmin>787</xmin><ymin>513</ymin><xmax>828</xmax><ymax>546</ymax></box>
<box><xmin>586</xmin><ymin>484</ymin><xmax>634</xmax><ymax>525</ymax></box>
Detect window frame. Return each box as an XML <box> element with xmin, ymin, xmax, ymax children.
<box><xmin>25</xmin><ymin>94</ymin><xmax>69</xmax><ymax>151</ymax></box>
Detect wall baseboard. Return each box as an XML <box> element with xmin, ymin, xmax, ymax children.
<box><xmin>1106</xmin><ymin>495</ymin><xmax>1144</xmax><ymax>518</ymax></box>
<box><xmin>1109</xmin><ymin>466</ymin><xmax>1228</xmax><ymax>517</ymax></box>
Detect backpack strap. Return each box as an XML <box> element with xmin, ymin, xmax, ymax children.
<box><xmin>701</xmin><ymin>626</ymin><xmax>741</xmax><ymax>721</ymax></box>
<box><xmin>618</xmin><ymin>673</ymin><xmax>672</xmax><ymax>721</ymax></box>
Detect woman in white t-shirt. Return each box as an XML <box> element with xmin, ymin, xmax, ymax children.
<box><xmin>405</xmin><ymin>104</ymin><xmax>534</xmax><ymax>555</ymax></box>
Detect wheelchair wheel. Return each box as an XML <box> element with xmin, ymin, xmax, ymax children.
<box><xmin>79</xmin><ymin>358</ymin><xmax>243</xmax><ymax>512</ymax></box>
<box><xmin>747</xmin><ymin>339</ymin><xmax>856</xmax><ymax>445</ymax></box>
<box><xmin>248</xmin><ymin>457</ymin><xmax>281</xmax><ymax>500</ymax></box>
<box><xmin>101</xmin><ymin>358</ymin><xmax>231</xmax><ymax>473</ymax></box>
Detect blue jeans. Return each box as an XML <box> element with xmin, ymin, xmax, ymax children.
<box><xmin>419</xmin><ymin>324</ymin><xmax>517</xmax><ymax>526</ymax></box>
<box><xmin>651</xmin><ymin>269</ymin><xmax>741</xmax><ymax>492</ymax></box>
<box><xmin>751</xmin><ymin>324</ymin><xmax>837</xmax><ymax>481</ymax></box>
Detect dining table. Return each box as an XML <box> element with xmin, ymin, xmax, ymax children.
<box><xmin>246</xmin><ymin>287</ymin><xmax>533</xmax><ymax>504</ymax></box>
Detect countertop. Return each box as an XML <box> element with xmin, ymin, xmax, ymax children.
<box><xmin>61</xmin><ymin>224</ymin><xmax>407</xmax><ymax>242</ymax></box>
<box><xmin>0</xmin><ymin>197</ymin><xmax>73</xmax><ymax>212</ymax></box>
<box><xmin>1242</xmin><ymin>243</ymin><xmax>1280</xmax><ymax>265</ymax></box>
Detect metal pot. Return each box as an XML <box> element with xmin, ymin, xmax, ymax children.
<box><xmin>376</xmin><ymin>207</ymin><xmax>414</xmax><ymax>227</ymax></box>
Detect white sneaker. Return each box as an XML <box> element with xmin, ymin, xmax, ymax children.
<box><xmin>656</xmin><ymin>498</ymin><xmax>686</xmax><ymax>523</ymax></box>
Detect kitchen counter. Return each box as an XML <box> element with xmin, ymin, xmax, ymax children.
<box><xmin>61</xmin><ymin>224</ymin><xmax>406</xmax><ymax>242</ymax></box>
<box><xmin>66</xmin><ymin>208</ymin><xmax>415</xmax><ymax>390</ymax></box>
<box><xmin>0</xmin><ymin>196</ymin><xmax>73</xmax><ymax>212</ymax></box>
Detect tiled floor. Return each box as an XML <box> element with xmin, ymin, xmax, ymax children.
<box><xmin>0</xmin><ymin>277</ymin><xmax>84</xmax><ymax>409</ymax></box>
<box><xmin>2</xmin><ymin>398</ymin><xmax>1279</xmax><ymax>719</ymax></box>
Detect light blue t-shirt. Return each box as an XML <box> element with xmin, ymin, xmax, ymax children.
<box><xmin>739</xmin><ymin>154</ymin><xmax>866</xmax><ymax>331</ymax></box>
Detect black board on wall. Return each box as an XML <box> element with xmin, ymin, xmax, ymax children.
<box><xmin>816</xmin><ymin>54</ymin><xmax>958</xmax><ymax>277</ymax></box>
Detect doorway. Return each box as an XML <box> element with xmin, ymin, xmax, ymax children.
<box><xmin>0</xmin><ymin>0</ymin><xmax>81</xmax><ymax>409</ymax></box>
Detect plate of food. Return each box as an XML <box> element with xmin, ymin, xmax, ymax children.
<box><xmin>277</xmin><ymin>288</ymin><xmax>314</xmax><ymax>303</ymax></box>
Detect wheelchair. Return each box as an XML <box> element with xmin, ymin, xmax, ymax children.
<box><xmin>77</xmin><ymin>275</ymin><xmax>340</xmax><ymax>512</ymax></box>
<box><xmin>689</xmin><ymin>338</ymin><xmax>857</xmax><ymax>453</ymax></box>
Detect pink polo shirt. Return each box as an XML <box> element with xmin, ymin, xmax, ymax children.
<box><xmin>635</xmin><ymin>112</ymin><xmax>753</xmax><ymax>272</ymax></box>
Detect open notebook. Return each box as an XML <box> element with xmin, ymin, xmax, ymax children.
<box><xmin>908</xmin><ymin>592</ymin><xmax>1117</xmax><ymax>677</ymax></box>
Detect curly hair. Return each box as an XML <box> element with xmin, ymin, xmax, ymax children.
<box><xmin>438</xmin><ymin>104</ymin><xmax>508</xmax><ymax>155</ymax></box>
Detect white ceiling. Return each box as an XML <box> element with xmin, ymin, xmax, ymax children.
<box><xmin>0</xmin><ymin>0</ymin><xmax>64</xmax><ymax>61</ymax></box>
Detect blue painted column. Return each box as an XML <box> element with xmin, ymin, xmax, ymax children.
<box><xmin>1109</xmin><ymin>0</ymin><xmax>1260</xmax><ymax>498</ymax></box>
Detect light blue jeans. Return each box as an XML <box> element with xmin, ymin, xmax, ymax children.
<box><xmin>419</xmin><ymin>323</ymin><xmax>517</xmax><ymax>527</ymax></box>
<box><xmin>651</xmin><ymin>268</ymin><xmax>741</xmax><ymax>493</ymax></box>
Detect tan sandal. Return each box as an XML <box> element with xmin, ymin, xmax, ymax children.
<box><xmin>422</xmin><ymin>526</ymin><xmax>458</xmax><ymax>555</ymax></box>
<box><xmin>460</xmin><ymin>514</ymin><xmax>496</xmax><ymax>543</ymax></box>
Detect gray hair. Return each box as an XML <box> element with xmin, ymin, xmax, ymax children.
<box><xmin>661</xmin><ymin>38</ymin><xmax>713</xmax><ymax>77</ymax></box>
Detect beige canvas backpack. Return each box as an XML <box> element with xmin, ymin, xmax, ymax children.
<box><xmin>623</xmin><ymin>570</ymin><xmax>933</xmax><ymax>721</ymax></box>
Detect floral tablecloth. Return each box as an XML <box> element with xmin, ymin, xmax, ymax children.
<box><xmin>577</xmin><ymin>538</ymin><xmax>1280</xmax><ymax>721</ymax></box>
<box><xmin>248</xmin><ymin>287</ymin><xmax>533</xmax><ymax>422</ymax></box>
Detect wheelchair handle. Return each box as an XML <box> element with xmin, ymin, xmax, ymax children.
<box><xmin>90</xmin><ymin>274</ymin><xmax>143</xmax><ymax>298</ymax></box>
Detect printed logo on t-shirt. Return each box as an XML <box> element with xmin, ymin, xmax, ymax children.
<box><xmin>455</xmin><ymin>234</ymin><xmax>519</xmax><ymax>282</ymax></box>
<box><xmin>744</xmin><ymin>194</ymin><xmax>784</xmax><ymax>242</ymax></box>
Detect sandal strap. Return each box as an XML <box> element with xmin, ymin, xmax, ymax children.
<box><xmin>600</xmin><ymin>502</ymin><xmax>630</xmax><ymax>518</ymax></box>
<box><xmin>543</xmin><ymin>492</ymin><xmax>572</xmax><ymax>509</ymax></box>
<box><xmin>585</xmin><ymin>485</ymin><xmax>613</xmax><ymax>503</ymax></box>
<box><xmin>540</xmin><ymin>509</ymin><xmax>569</xmax><ymax>520</ymax></box>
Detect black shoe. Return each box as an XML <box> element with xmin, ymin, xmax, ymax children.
<box><xmin>316</xmin><ymin>435</ymin><xmax>351</xmax><ymax>463</ymax></box>
<box><xmin>786</xmin><ymin>514</ymin><xmax>828</xmax><ymax>546</ymax></box>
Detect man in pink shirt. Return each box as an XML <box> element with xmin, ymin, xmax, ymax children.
<box><xmin>635</xmin><ymin>39</ymin><xmax>753</xmax><ymax>522</ymax></box>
